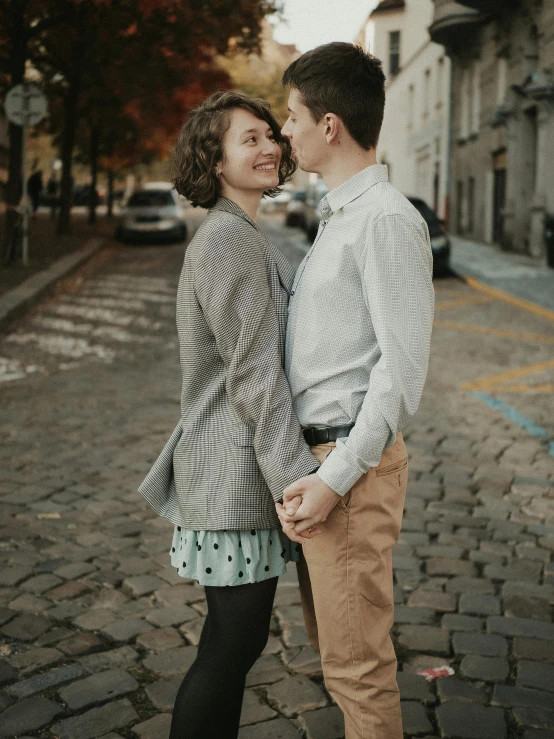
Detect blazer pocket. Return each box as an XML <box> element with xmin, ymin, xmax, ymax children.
<box><xmin>375</xmin><ymin>457</ymin><xmax>408</xmax><ymax>477</ymax></box>
<box><xmin>231</xmin><ymin>427</ymin><xmax>255</xmax><ymax>446</ymax></box>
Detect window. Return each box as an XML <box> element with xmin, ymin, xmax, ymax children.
<box><xmin>468</xmin><ymin>176</ymin><xmax>475</xmax><ymax>232</ymax></box>
<box><xmin>460</xmin><ymin>68</ymin><xmax>470</xmax><ymax>140</ymax></box>
<box><xmin>436</xmin><ymin>57</ymin><xmax>444</xmax><ymax>108</ymax></box>
<box><xmin>389</xmin><ymin>31</ymin><xmax>400</xmax><ymax>76</ymax></box>
<box><xmin>408</xmin><ymin>84</ymin><xmax>415</xmax><ymax>129</ymax></box>
<box><xmin>457</xmin><ymin>180</ymin><xmax>464</xmax><ymax>234</ymax></box>
<box><xmin>433</xmin><ymin>162</ymin><xmax>440</xmax><ymax>215</ymax></box>
<box><xmin>496</xmin><ymin>57</ymin><xmax>508</xmax><ymax>105</ymax></box>
<box><xmin>423</xmin><ymin>68</ymin><xmax>431</xmax><ymax>120</ymax></box>
<box><xmin>471</xmin><ymin>61</ymin><xmax>481</xmax><ymax>135</ymax></box>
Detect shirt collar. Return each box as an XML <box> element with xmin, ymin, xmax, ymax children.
<box><xmin>210</xmin><ymin>197</ymin><xmax>258</xmax><ymax>230</ymax></box>
<box><xmin>320</xmin><ymin>164</ymin><xmax>389</xmax><ymax>220</ymax></box>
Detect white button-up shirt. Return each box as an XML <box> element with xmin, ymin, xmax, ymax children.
<box><xmin>285</xmin><ymin>164</ymin><xmax>434</xmax><ymax>495</ymax></box>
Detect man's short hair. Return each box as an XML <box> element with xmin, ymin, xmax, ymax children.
<box><xmin>282</xmin><ymin>42</ymin><xmax>386</xmax><ymax>150</ymax></box>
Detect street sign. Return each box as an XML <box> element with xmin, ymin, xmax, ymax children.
<box><xmin>4</xmin><ymin>84</ymin><xmax>48</xmax><ymax>266</ymax></box>
<box><xmin>5</xmin><ymin>84</ymin><xmax>47</xmax><ymax>127</ymax></box>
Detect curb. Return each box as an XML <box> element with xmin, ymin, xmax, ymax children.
<box><xmin>451</xmin><ymin>268</ymin><xmax>554</xmax><ymax>324</ymax></box>
<box><xmin>0</xmin><ymin>237</ymin><xmax>105</xmax><ymax>331</ymax></box>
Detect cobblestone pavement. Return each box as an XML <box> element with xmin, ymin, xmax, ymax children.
<box><xmin>0</xmin><ymin>209</ymin><xmax>553</xmax><ymax>739</ymax></box>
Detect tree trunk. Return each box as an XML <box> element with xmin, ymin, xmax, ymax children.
<box><xmin>3</xmin><ymin>3</ymin><xmax>27</xmax><ymax>255</ymax></box>
<box><xmin>107</xmin><ymin>169</ymin><xmax>115</xmax><ymax>218</ymax></box>
<box><xmin>56</xmin><ymin>84</ymin><xmax>79</xmax><ymax>235</ymax></box>
<box><xmin>56</xmin><ymin>10</ymin><xmax>85</xmax><ymax>235</ymax></box>
<box><xmin>88</xmin><ymin>126</ymin><xmax>99</xmax><ymax>224</ymax></box>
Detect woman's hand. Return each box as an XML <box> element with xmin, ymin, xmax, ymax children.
<box><xmin>276</xmin><ymin>494</ymin><xmax>322</xmax><ymax>544</ymax></box>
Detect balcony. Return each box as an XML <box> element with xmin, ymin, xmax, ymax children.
<box><xmin>456</xmin><ymin>0</ymin><xmax>515</xmax><ymax>12</ymax></box>
<box><xmin>429</xmin><ymin>0</ymin><xmax>488</xmax><ymax>47</ymax></box>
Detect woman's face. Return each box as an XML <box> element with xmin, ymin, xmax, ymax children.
<box><xmin>217</xmin><ymin>108</ymin><xmax>282</xmax><ymax>197</ymax></box>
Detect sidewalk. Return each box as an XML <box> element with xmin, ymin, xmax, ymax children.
<box><xmin>0</xmin><ymin>211</ymin><xmax>114</xmax><ymax>329</ymax></box>
<box><xmin>0</xmin><ymin>210</ymin><xmax>116</xmax><ymax>299</ymax></box>
<box><xmin>450</xmin><ymin>236</ymin><xmax>554</xmax><ymax>313</ymax></box>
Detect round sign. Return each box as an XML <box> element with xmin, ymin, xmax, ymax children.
<box><xmin>4</xmin><ymin>84</ymin><xmax>48</xmax><ymax>127</ymax></box>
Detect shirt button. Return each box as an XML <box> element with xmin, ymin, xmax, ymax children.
<box><xmin>291</xmin><ymin>291</ymin><xmax>295</xmax><ymax>296</ymax></box>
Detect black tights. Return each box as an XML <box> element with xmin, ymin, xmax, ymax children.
<box><xmin>169</xmin><ymin>576</ymin><xmax>278</xmax><ymax>739</ymax></box>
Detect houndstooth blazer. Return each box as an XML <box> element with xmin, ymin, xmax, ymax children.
<box><xmin>139</xmin><ymin>197</ymin><xmax>319</xmax><ymax>530</ymax></box>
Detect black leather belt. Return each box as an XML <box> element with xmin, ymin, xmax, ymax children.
<box><xmin>303</xmin><ymin>424</ymin><xmax>354</xmax><ymax>446</ymax></box>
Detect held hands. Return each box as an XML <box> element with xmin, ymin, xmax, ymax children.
<box><xmin>276</xmin><ymin>474</ymin><xmax>342</xmax><ymax>544</ymax></box>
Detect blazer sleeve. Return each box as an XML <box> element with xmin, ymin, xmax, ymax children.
<box><xmin>194</xmin><ymin>218</ymin><xmax>318</xmax><ymax>501</ymax></box>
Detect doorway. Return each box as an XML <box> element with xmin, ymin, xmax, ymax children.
<box><xmin>493</xmin><ymin>149</ymin><xmax>506</xmax><ymax>244</ymax></box>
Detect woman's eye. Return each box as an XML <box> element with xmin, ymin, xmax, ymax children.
<box><xmin>246</xmin><ymin>137</ymin><xmax>256</xmax><ymax>143</ymax></box>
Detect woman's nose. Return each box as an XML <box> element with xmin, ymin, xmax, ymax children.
<box><xmin>265</xmin><ymin>140</ymin><xmax>281</xmax><ymax>158</ymax></box>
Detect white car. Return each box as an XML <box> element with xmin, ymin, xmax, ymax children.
<box><xmin>116</xmin><ymin>186</ymin><xmax>187</xmax><ymax>243</ymax></box>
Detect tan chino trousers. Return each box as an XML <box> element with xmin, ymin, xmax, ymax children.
<box><xmin>296</xmin><ymin>434</ymin><xmax>408</xmax><ymax>739</ymax></box>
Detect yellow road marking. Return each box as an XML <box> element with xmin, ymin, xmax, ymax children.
<box><xmin>435</xmin><ymin>296</ymin><xmax>494</xmax><ymax>310</ymax></box>
<box><xmin>461</xmin><ymin>358</ymin><xmax>554</xmax><ymax>391</ymax></box>
<box><xmin>464</xmin><ymin>276</ymin><xmax>554</xmax><ymax>324</ymax></box>
<box><xmin>433</xmin><ymin>320</ymin><xmax>554</xmax><ymax>345</ymax></box>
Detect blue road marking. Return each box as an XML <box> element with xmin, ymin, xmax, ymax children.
<box><xmin>474</xmin><ymin>392</ymin><xmax>554</xmax><ymax>457</ymax></box>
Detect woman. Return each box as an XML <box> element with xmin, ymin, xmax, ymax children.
<box><xmin>138</xmin><ymin>91</ymin><xmax>321</xmax><ymax>739</ymax></box>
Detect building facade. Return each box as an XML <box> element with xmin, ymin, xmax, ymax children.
<box><xmin>430</xmin><ymin>0</ymin><xmax>554</xmax><ymax>258</ymax></box>
<box><xmin>358</xmin><ymin>0</ymin><xmax>451</xmax><ymax>220</ymax></box>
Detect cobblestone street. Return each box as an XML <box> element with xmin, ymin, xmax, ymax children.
<box><xmin>0</xmin><ymin>209</ymin><xmax>553</xmax><ymax>739</ymax></box>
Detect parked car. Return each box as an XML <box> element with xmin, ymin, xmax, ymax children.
<box><xmin>115</xmin><ymin>185</ymin><xmax>187</xmax><ymax>243</ymax></box>
<box><xmin>285</xmin><ymin>190</ymin><xmax>307</xmax><ymax>228</ymax></box>
<box><xmin>302</xmin><ymin>182</ymin><xmax>450</xmax><ymax>275</ymax></box>
<box><xmin>406</xmin><ymin>197</ymin><xmax>451</xmax><ymax>276</ymax></box>
<box><xmin>260</xmin><ymin>185</ymin><xmax>294</xmax><ymax>213</ymax></box>
<box><xmin>304</xmin><ymin>180</ymin><xmax>329</xmax><ymax>242</ymax></box>
<box><xmin>73</xmin><ymin>184</ymin><xmax>104</xmax><ymax>206</ymax></box>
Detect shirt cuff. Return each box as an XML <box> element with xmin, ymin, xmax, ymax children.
<box><xmin>316</xmin><ymin>448</ymin><xmax>364</xmax><ymax>496</ymax></box>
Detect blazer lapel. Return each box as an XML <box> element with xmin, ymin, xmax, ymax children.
<box><xmin>210</xmin><ymin>197</ymin><xmax>295</xmax><ymax>293</ymax></box>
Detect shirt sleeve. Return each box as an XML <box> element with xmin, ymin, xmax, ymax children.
<box><xmin>316</xmin><ymin>213</ymin><xmax>434</xmax><ymax>495</ymax></box>
<box><xmin>194</xmin><ymin>219</ymin><xmax>319</xmax><ymax>501</ymax></box>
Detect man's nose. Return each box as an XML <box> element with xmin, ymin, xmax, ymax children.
<box><xmin>281</xmin><ymin>119</ymin><xmax>291</xmax><ymax>138</ymax></box>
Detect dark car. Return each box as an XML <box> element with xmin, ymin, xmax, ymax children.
<box><xmin>304</xmin><ymin>180</ymin><xmax>329</xmax><ymax>242</ymax></box>
<box><xmin>285</xmin><ymin>190</ymin><xmax>307</xmax><ymax>228</ymax></box>
<box><xmin>73</xmin><ymin>184</ymin><xmax>104</xmax><ymax>206</ymax></box>
<box><xmin>407</xmin><ymin>197</ymin><xmax>451</xmax><ymax>276</ymax></box>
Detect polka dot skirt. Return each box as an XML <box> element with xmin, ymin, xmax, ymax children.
<box><xmin>170</xmin><ymin>526</ymin><xmax>302</xmax><ymax>586</ymax></box>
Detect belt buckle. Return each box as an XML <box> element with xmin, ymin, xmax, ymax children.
<box><xmin>313</xmin><ymin>426</ymin><xmax>329</xmax><ymax>444</ymax></box>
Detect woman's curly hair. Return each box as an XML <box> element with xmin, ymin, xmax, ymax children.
<box><xmin>172</xmin><ymin>91</ymin><xmax>296</xmax><ymax>209</ymax></box>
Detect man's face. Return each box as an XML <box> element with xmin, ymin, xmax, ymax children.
<box><xmin>281</xmin><ymin>88</ymin><xmax>326</xmax><ymax>174</ymax></box>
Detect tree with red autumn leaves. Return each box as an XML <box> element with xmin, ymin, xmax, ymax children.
<box><xmin>1</xmin><ymin>0</ymin><xmax>281</xmax><ymax>237</ymax></box>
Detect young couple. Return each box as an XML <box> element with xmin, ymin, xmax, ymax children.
<box><xmin>139</xmin><ymin>42</ymin><xmax>434</xmax><ymax>739</ymax></box>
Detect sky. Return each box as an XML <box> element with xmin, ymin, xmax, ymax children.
<box><xmin>271</xmin><ymin>0</ymin><xmax>379</xmax><ymax>53</ymax></box>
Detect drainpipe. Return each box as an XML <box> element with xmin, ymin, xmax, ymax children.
<box><xmin>444</xmin><ymin>55</ymin><xmax>454</xmax><ymax>230</ymax></box>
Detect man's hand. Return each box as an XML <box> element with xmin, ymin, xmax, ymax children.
<box><xmin>276</xmin><ymin>494</ymin><xmax>322</xmax><ymax>544</ymax></box>
<box><xmin>277</xmin><ymin>474</ymin><xmax>342</xmax><ymax>540</ymax></box>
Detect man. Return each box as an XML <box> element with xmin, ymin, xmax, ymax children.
<box><xmin>276</xmin><ymin>43</ymin><xmax>434</xmax><ymax>738</ymax></box>
<box><xmin>27</xmin><ymin>169</ymin><xmax>43</xmax><ymax>214</ymax></box>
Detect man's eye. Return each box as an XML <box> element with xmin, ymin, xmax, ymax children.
<box><xmin>246</xmin><ymin>137</ymin><xmax>256</xmax><ymax>143</ymax></box>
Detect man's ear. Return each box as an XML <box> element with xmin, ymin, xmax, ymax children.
<box><xmin>323</xmin><ymin>113</ymin><xmax>340</xmax><ymax>145</ymax></box>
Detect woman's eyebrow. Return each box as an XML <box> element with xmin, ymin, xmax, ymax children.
<box><xmin>239</xmin><ymin>127</ymin><xmax>273</xmax><ymax>137</ymax></box>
